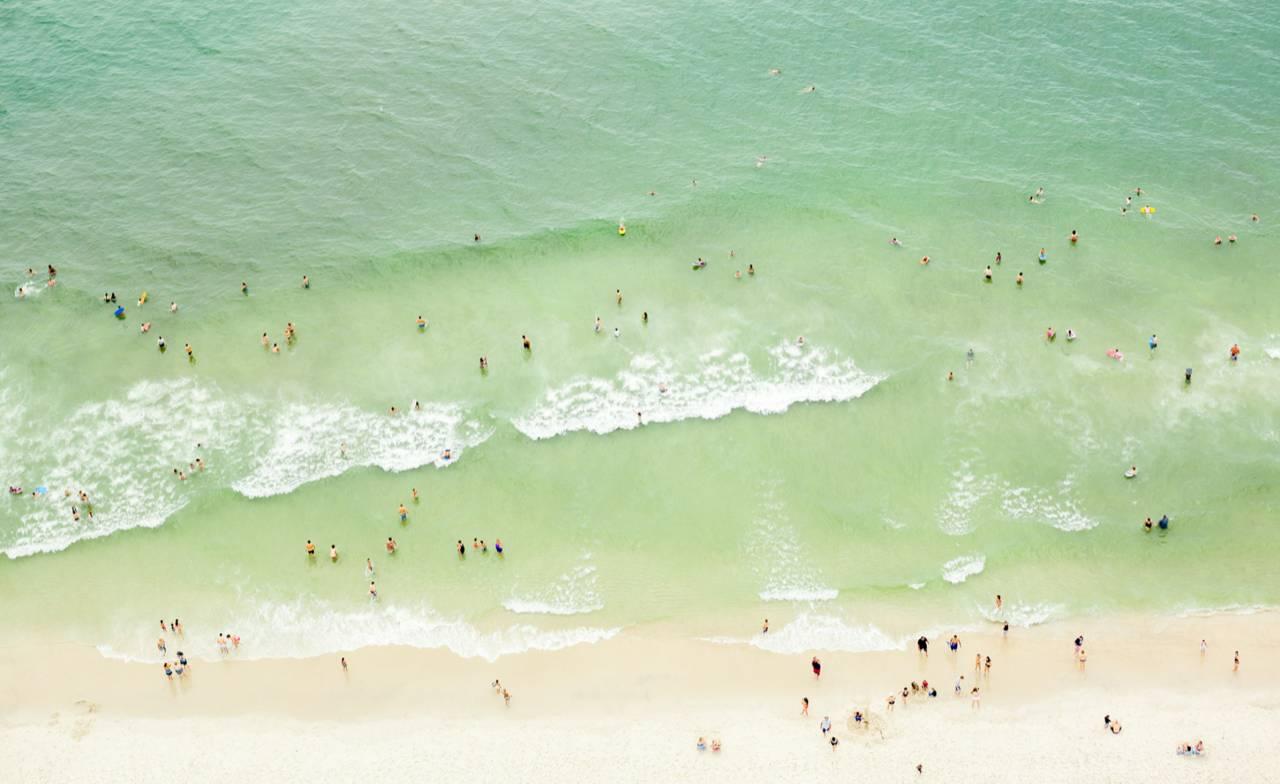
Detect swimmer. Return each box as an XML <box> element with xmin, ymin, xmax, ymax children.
<box><xmin>801</xmin><ymin>85</ymin><xmax>816</xmax><ymax>93</ymax></box>
<box><xmin>1143</xmin><ymin>517</ymin><xmax>1153</xmax><ymax>531</ymax></box>
<box><xmin>966</xmin><ymin>348</ymin><xmax>975</xmax><ymax>364</ymax></box>
<box><xmin>157</xmin><ymin>336</ymin><xmax>166</xmax><ymax>351</ymax></box>
<box><xmin>1069</xmin><ymin>229</ymin><xmax>1079</xmax><ymax>244</ymax></box>
<box><xmin>241</xmin><ymin>281</ymin><xmax>248</xmax><ymax>295</ymax></box>
<box><xmin>890</xmin><ymin>237</ymin><xmax>902</xmax><ymax>246</ymax></box>
<box><xmin>613</xmin><ymin>327</ymin><xmax>620</xmax><ymax>338</ymax></box>
<box><xmin>261</xmin><ymin>332</ymin><xmax>269</xmax><ymax>347</ymax></box>
<box><xmin>1066</xmin><ymin>328</ymin><xmax>1077</xmax><ymax>341</ymax></box>
<box><xmin>417</xmin><ymin>315</ymin><xmax>426</xmax><ymax>329</ymax></box>
<box><xmin>140</xmin><ymin>322</ymin><xmax>151</xmax><ymax>333</ymax></box>
<box><xmin>658</xmin><ymin>382</ymin><xmax>669</xmax><ymax>393</ymax></box>
<box><xmin>413</xmin><ymin>400</ymin><xmax>421</xmax><ymax>411</ymax></box>
<box><xmin>386</xmin><ymin>537</ymin><xmax>397</xmax><ymax>553</ymax></box>
<box><xmin>1158</xmin><ymin>514</ymin><xmax>1169</xmax><ymax>530</ymax></box>
<box><xmin>369</xmin><ymin>581</ymin><xmax>377</xmax><ymax>599</ymax></box>
<box><xmin>1228</xmin><ymin>234</ymin><xmax>1237</xmax><ymax>244</ymax></box>
<box><xmin>1046</xmin><ymin>327</ymin><xmax>1056</xmax><ymax>341</ymax></box>
<box><xmin>302</xmin><ymin>275</ymin><xmax>310</xmax><ymax>288</ymax></box>
<box><xmin>947</xmin><ymin>371</ymin><xmax>954</xmax><ymax>381</ymax></box>
<box><xmin>734</xmin><ymin>270</ymin><xmax>742</xmax><ymax>279</ymax></box>
<box><xmin>306</xmin><ymin>540</ymin><xmax>316</xmax><ymax>556</ymax></box>
<box><xmin>329</xmin><ymin>544</ymin><xmax>338</xmax><ymax>562</ymax></box>
<box><xmin>457</xmin><ymin>540</ymin><xmax>466</xmax><ymax>557</ymax></box>
<box><xmin>984</xmin><ymin>265</ymin><xmax>992</xmax><ymax>281</ymax></box>
<box><xmin>920</xmin><ymin>255</ymin><xmax>930</xmax><ymax>265</ymax></box>
<box><xmin>522</xmin><ymin>335</ymin><xmax>531</xmax><ymax>351</ymax></box>
<box><xmin>1036</xmin><ymin>186</ymin><xmax>1044</xmax><ymax>198</ymax></box>
<box><xmin>747</xmin><ymin>264</ymin><xmax>755</xmax><ymax>276</ymax></box>
<box><xmin>1125</xmin><ymin>196</ymin><xmax>1132</xmax><ymax>207</ymax></box>
<box><xmin>995</xmin><ymin>251</ymin><xmax>1002</xmax><ymax>265</ymax></box>
<box><xmin>1185</xmin><ymin>367</ymin><xmax>1193</xmax><ymax>383</ymax></box>
<box><xmin>1252</xmin><ymin>214</ymin><xmax>1260</xmax><ymax>222</ymax></box>
<box><xmin>1230</xmin><ymin>343</ymin><xmax>1240</xmax><ymax>361</ymax></box>
<box><xmin>594</xmin><ymin>316</ymin><xmax>602</xmax><ymax>333</ymax></box>
<box><xmin>389</xmin><ymin>406</ymin><xmax>398</xmax><ymax>415</ymax></box>
<box><xmin>479</xmin><ymin>356</ymin><xmax>488</xmax><ymax>371</ymax></box>
<box><xmin>796</xmin><ymin>336</ymin><xmax>805</xmax><ymax>346</ymax></box>
<box><xmin>398</xmin><ymin>504</ymin><xmax>408</xmax><ymax>522</ymax></box>
<box><xmin>1214</xmin><ymin>236</ymin><xmax>1222</xmax><ymax>246</ymax></box>
<box><xmin>365</xmin><ymin>558</ymin><xmax>375</xmax><ymax>577</ymax></box>
<box><xmin>271</xmin><ymin>343</ymin><xmax>280</xmax><ymax>353</ymax></box>
<box><xmin>411</xmin><ymin>487</ymin><xmax>420</xmax><ymax>502</ymax></box>
<box><xmin>1038</xmin><ymin>248</ymin><xmax>1047</xmax><ymax>263</ymax></box>
<box><xmin>642</xmin><ymin>311</ymin><xmax>649</xmax><ymax>323</ymax></box>
<box><xmin>616</xmin><ymin>289</ymin><xmax>623</xmax><ymax>305</ymax></box>
<box><xmin>1125</xmin><ymin>466</ymin><xmax>1138</xmax><ymax>478</ymax></box>
<box><xmin>769</xmin><ymin>68</ymin><xmax>781</xmax><ymax>76</ymax></box>
<box><xmin>1015</xmin><ymin>272</ymin><xmax>1024</xmax><ymax>286</ymax></box>
<box><xmin>442</xmin><ymin>448</ymin><xmax>452</xmax><ymax>461</ymax></box>
<box><xmin>169</xmin><ymin>301</ymin><xmax>178</xmax><ymax>313</ymax></box>
<box><xmin>495</xmin><ymin>538</ymin><xmax>504</xmax><ymax>554</ymax></box>
<box><xmin>1134</xmin><ymin>187</ymin><xmax>1143</xmax><ymax>195</ymax></box>
<box><xmin>184</xmin><ymin>343</ymin><xmax>193</xmax><ymax>359</ymax></box>
<box><xmin>755</xmin><ymin>156</ymin><xmax>767</xmax><ymax>168</ymax></box>
<box><xmin>1149</xmin><ymin>334</ymin><xmax>1158</xmax><ymax>351</ymax></box>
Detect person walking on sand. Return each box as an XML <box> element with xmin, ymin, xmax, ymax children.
<box><xmin>975</xmin><ymin>653</ymin><xmax>982</xmax><ymax>672</ymax></box>
<box><xmin>503</xmin><ymin>688</ymin><xmax>511</xmax><ymax>706</ymax></box>
<box><xmin>762</xmin><ymin>618</ymin><xmax>769</xmax><ymax>634</ymax></box>
<box><xmin>820</xmin><ymin>716</ymin><xmax>831</xmax><ymax>735</ymax></box>
<box><xmin>995</xmin><ymin>594</ymin><xmax>1003</xmax><ymax>611</ymax></box>
<box><xmin>917</xmin><ymin>635</ymin><xmax>928</xmax><ymax>656</ymax></box>
<box><xmin>811</xmin><ymin>656</ymin><xmax>822</xmax><ymax>678</ymax></box>
<box><xmin>949</xmin><ymin>634</ymin><xmax>961</xmax><ymax>652</ymax></box>
<box><xmin>801</xmin><ymin>697</ymin><xmax>809</xmax><ymax>716</ymax></box>
<box><xmin>157</xmin><ymin>637</ymin><xmax>167</xmax><ymax>655</ymax></box>
<box><xmin>1234</xmin><ymin>651</ymin><xmax>1240</xmax><ymax>672</ymax></box>
<box><xmin>984</xmin><ymin>655</ymin><xmax>992</xmax><ymax>676</ymax></box>
<box><xmin>971</xmin><ymin>687</ymin><xmax>981</xmax><ymax>710</ymax></box>
<box><xmin>1078</xmin><ymin>648</ymin><xmax>1088</xmax><ymax>670</ymax></box>
<box><xmin>341</xmin><ymin>657</ymin><xmax>348</xmax><ymax>671</ymax></box>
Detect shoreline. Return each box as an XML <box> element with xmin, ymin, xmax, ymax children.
<box><xmin>3</xmin><ymin>611</ymin><xmax>1278</xmax><ymax>781</ymax></box>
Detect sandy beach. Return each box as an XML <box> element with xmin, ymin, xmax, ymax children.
<box><xmin>3</xmin><ymin>611</ymin><xmax>1277</xmax><ymax>782</ymax></box>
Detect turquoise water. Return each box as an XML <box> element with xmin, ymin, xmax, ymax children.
<box><xmin>2</xmin><ymin>0</ymin><xmax>1279</xmax><ymax>661</ymax></box>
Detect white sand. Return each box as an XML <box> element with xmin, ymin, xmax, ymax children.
<box><xmin>2</xmin><ymin>612</ymin><xmax>1277</xmax><ymax>782</ymax></box>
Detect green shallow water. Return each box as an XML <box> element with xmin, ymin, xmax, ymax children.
<box><xmin>2</xmin><ymin>0</ymin><xmax>1279</xmax><ymax>660</ymax></box>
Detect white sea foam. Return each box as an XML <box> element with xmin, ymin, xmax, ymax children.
<box><xmin>936</xmin><ymin>459</ymin><xmax>995</xmax><ymax>535</ymax></box>
<box><xmin>705</xmin><ymin>613</ymin><xmax>904</xmax><ymax>654</ymax></box>
<box><xmin>1173</xmin><ymin>603</ymin><xmax>1277</xmax><ymax>619</ymax></box>
<box><xmin>941</xmin><ymin>554</ymin><xmax>986</xmax><ymax>584</ymax></box>
<box><xmin>747</xmin><ymin>481</ymin><xmax>839</xmax><ymax>603</ymax></box>
<box><xmin>511</xmin><ymin>341</ymin><xmax>882</xmax><ymax>440</ymax></box>
<box><xmin>97</xmin><ymin>597</ymin><xmax>620</xmax><ymax>663</ymax></box>
<box><xmin>1001</xmin><ymin>477</ymin><xmax>1098</xmax><ymax>532</ymax></box>
<box><xmin>978</xmin><ymin>601</ymin><xmax>1064</xmax><ymax>627</ymax></box>
<box><xmin>502</xmin><ymin>562</ymin><xmax>604</xmax><ymax>616</ymax></box>
<box><xmin>1</xmin><ymin>378</ymin><xmax>246</xmax><ymax>558</ymax></box>
<box><xmin>1</xmin><ymin>378</ymin><xmax>488</xmax><ymax>558</ymax></box>
<box><xmin>231</xmin><ymin>401</ymin><xmax>489</xmax><ymax>499</ymax></box>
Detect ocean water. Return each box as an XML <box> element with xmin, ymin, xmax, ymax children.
<box><xmin>3</xmin><ymin>0</ymin><xmax>1280</xmax><ymax>662</ymax></box>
